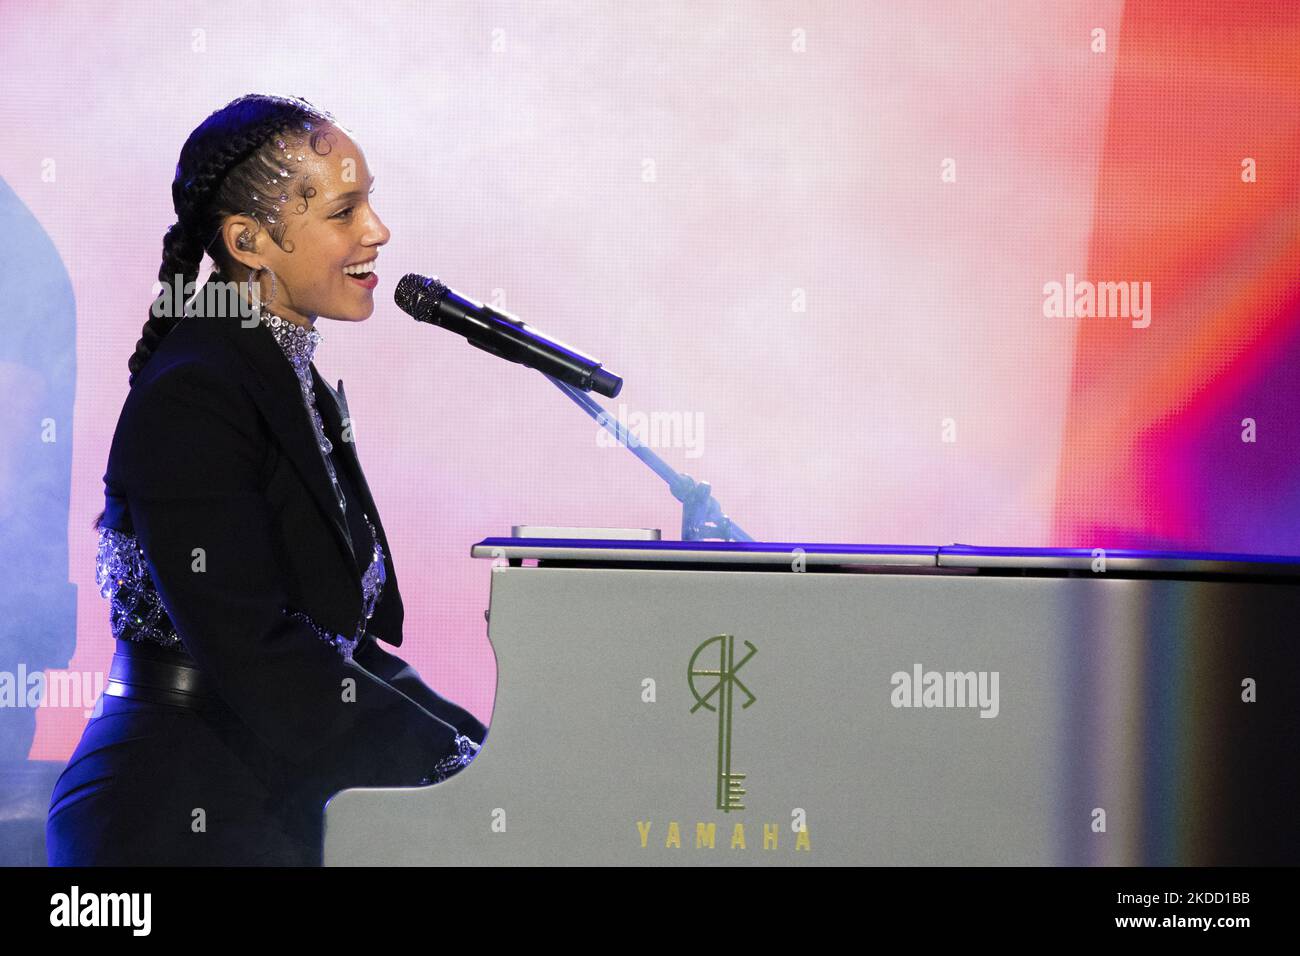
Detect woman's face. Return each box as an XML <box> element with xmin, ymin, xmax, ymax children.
<box><xmin>226</xmin><ymin>124</ymin><xmax>390</xmax><ymax>327</ymax></box>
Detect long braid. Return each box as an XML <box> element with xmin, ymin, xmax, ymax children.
<box><xmin>128</xmin><ymin>222</ymin><xmax>206</xmax><ymax>382</ymax></box>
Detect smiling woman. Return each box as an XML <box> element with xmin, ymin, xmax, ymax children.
<box><xmin>48</xmin><ymin>94</ymin><xmax>486</xmax><ymax>867</ymax></box>
<box><xmin>207</xmin><ymin>111</ymin><xmax>389</xmax><ymax>329</ymax></box>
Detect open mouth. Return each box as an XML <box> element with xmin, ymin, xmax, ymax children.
<box><xmin>343</xmin><ymin>258</ymin><xmax>378</xmax><ymax>289</ymax></box>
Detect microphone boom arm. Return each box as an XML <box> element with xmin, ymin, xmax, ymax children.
<box><xmin>543</xmin><ymin>375</ymin><xmax>752</xmax><ymax>542</ymax></box>
<box><xmin>396</xmin><ymin>273</ymin><xmax>750</xmax><ymax>540</ymax></box>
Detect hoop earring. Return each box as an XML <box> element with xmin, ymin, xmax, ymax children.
<box><xmin>248</xmin><ymin>265</ymin><xmax>278</xmax><ymax>314</ymax></box>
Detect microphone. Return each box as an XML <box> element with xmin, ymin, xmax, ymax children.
<box><xmin>394</xmin><ymin>273</ymin><xmax>623</xmax><ymax>398</ymax></box>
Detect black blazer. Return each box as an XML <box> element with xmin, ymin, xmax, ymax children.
<box><xmin>100</xmin><ymin>307</ymin><xmax>469</xmax><ymax>794</ymax></box>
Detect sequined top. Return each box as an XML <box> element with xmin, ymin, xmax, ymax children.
<box><xmin>95</xmin><ymin>312</ymin><xmax>387</xmax><ymax>663</ymax></box>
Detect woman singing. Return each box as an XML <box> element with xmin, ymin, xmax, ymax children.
<box><xmin>46</xmin><ymin>94</ymin><xmax>486</xmax><ymax>866</ymax></box>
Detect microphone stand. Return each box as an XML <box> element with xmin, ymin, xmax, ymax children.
<box><xmin>543</xmin><ymin>375</ymin><xmax>753</xmax><ymax>542</ymax></box>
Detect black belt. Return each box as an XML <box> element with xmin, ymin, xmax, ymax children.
<box><xmin>104</xmin><ymin>640</ymin><xmax>225</xmax><ymax>711</ymax></box>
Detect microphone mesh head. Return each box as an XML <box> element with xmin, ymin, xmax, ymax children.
<box><xmin>394</xmin><ymin>273</ymin><xmax>449</xmax><ymax>320</ymax></box>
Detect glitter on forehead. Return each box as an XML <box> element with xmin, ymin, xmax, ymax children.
<box><xmin>238</xmin><ymin>128</ymin><xmax>318</xmax><ymax>228</ymax></box>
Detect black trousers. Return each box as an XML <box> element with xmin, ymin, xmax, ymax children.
<box><xmin>46</xmin><ymin>640</ymin><xmax>487</xmax><ymax>866</ymax></box>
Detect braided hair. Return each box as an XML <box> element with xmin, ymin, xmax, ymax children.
<box><xmin>127</xmin><ymin>93</ymin><xmax>337</xmax><ymax>387</ymax></box>
<box><xmin>95</xmin><ymin>95</ymin><xmax>336</xmax><ymax>531</ymax></box>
